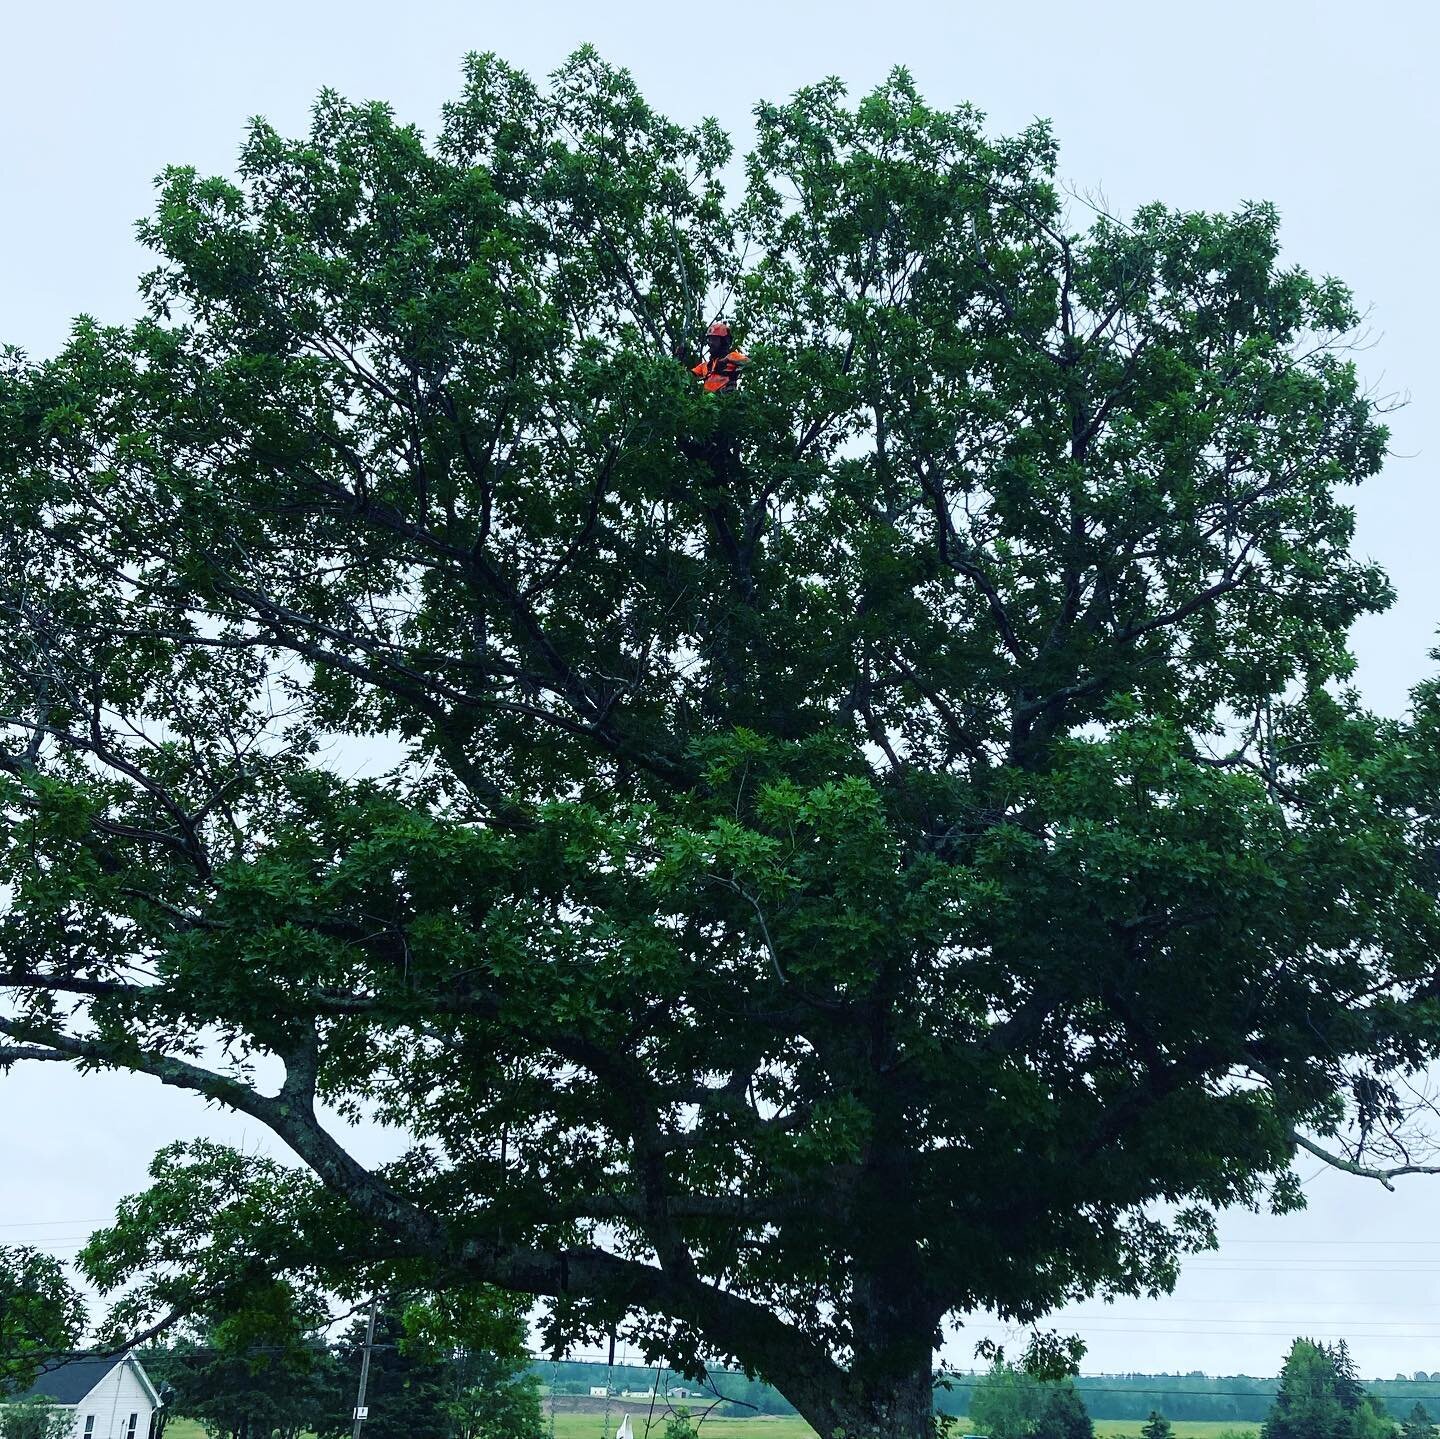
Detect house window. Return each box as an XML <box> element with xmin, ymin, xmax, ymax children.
<box><xmin>83</xmin><ymin>1419</ymin><xmax>95</xmax><ymax>1439</ymax></box>
<box><xmin>125</xmin><ymin>1415</ymin><xmax>138</xmax><ymax>1439</ymax></box>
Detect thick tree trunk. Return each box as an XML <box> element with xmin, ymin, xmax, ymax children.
<box><xmin>788</xmin><ymin>1264</ymin><xmax>937</xmax><ymax>1437</ymax></box>
<box><xmin>790</xmin><ymin>1359</ymin><xmax>935</xmax><ymax>1439</ymax></box>
<box><xmin>805</xmin><ymin>1051</ymin><xmax>939</xmax><ymax>1439</ymax></box>
<box><xmin>852</xmin><ymin>1363</ymin><xmax>935</xmax><ymax>1439</ymax></box>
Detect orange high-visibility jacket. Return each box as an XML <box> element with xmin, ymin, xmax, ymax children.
<box><xmin>692</xmin><ymin>349</ymin><xmax>750</xmax><ymax>393</ymax></box>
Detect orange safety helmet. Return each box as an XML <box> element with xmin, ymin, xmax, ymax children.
<box><xmin>705</xmin><ymin>321</ymin><xmax>733</xmax><ymax>343</ymax></box>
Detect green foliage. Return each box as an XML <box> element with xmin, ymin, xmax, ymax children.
<box><xmin>2</xmin><ymin>47</ymin><xmax>1438</xmax><ymax>1439</ymax></box>
<box><xmin>1040</xmin><ymin>1385</ymin><xmax>1094</xmax><ymax>1439</ymax></box>
<box><xmin>146</xmin><ymin>1302</ymin><xmax>538</xmax><ymax>1439</ymax></box>
<box><xmin>1261</xmin><ymin>1341</ymin><xmax>1396</xmax><ymax>1439</ymax></box>
<box><xmin>1401</xmin><ymin>1406</ymin><xmax>1436</xmax><ymax>1439</ymax></box>
<box><xmin>0</xmin><ymin>1399</ymin><xmax>74</xmax><ymax>1439</ymax></box>
<box><xmin>968</xmin><ymin>1362</ymin><xmax>1093</xmax><ymax>1439</ymax></box>
<box><xmin>143</xmin><ymin>1331</ymin><xmax>348</xmax><ymax>1439</ymax></box>
<box><xmin>1144</xmin><ymin>1414</ymin><xmax>1175</xmax><ymax>1439</ymax></box>
<box><xmin>438</xmin><ymin>1351</ymin><xmax>543</xmax><ymax>1439</ymax></box>
<box><xmin>330</xmin><ymin>1309</ymin><xmax>450</xmax><ymax>1439</ymax></box>
<box><xmin>0</xmin><ymin>1249</ymin><xmax>85</xmax><ymax>1392</ymax></box>
<box><xmin>971</xmin><ymin>1362</ymin><xmax>1040</xmax><ymax>1439</ymax></box>
<box><xmin>933</xmin><ymin>1372</ymin><xmax>1440</xmax><ymax>1428</ymax></box>
<box><xmin>663</xmin><ymin>1412</ymin><xmax>698</xmax><ymax>1439</ymax></box>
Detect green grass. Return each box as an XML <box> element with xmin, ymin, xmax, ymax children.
<box><xmin>552</xmin><ymin>1418</ymin><xmax>1256</xmax><ymax>1439</ymax></box>
<box><xmin>169</xmin><ymin>1406</ymin><xmax>1256</xmax><ymax>1439</ymax></box>
<box><xmin>1094</xmin><ymin>1426</ymin><xmax>1255</xmax><ymax>1439</ymax></box>
<box><xmin>552</xmin><ymin>1418</ymin><xmax>815</xmax><ymax>1439</ymax></box>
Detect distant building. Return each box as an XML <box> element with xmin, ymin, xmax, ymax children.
<box><xmin>589</xmin><ymin>1387</ymin><xmax>609</xmax><ymax>1398</ymax></box>
<box><xmin>5</xmin><ymin>1354</ymin><xmax>163</xmax><ymax>1439</ymax></box>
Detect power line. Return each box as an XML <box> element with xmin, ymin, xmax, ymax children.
<box><xmin>0</xmin><ymin>1220</ymin><xmax>104</xmax><ymax>1229</ymax></box>
<box><xmin>964</xmin><ymin>1327</ymin><xmax>1440</xmax><ymax>1340</ymax></box>
<box><xmin>1036</xmin><ymin>1318</ymin><xmax>1440</xmax><ymax>1329</ymax></box>
<box><xmin>994</xmin><ymin>1302</ymin><xmax>1440</xmax><ymax>1311</ymax></box>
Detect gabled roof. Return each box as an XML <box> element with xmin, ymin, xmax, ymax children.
<box><xmin>8</xmin><ymin>1355</ymin><xmax>161</xmax><ymax>1410</ymax></box>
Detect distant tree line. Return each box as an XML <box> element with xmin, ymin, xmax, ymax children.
<box><xmin>534</xmin><ymin>1359</ymin><xmax>796</xmax><ymax>1416</ymax></box>
<box><xmin>533</xmin><ymin>1348</ymin><xmax>1440</xmax><ymax>1428</ymax></box>
<box><xmin>933</xmin><ymin>1359</ymin><xmax>1440</xmax><ymax>1425</ymax></box>
<box><xmin>944</xmin><ymin>1341</ymin><xmax>1440</xmax><ymax>1439</ymax></box>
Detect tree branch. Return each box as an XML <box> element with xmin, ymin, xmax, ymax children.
<box><xmin>1289</xmin><ymin>1131</ymin><xmax>1440</xmax><ymax>1192</ymax></box>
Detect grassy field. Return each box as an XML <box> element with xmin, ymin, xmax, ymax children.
<box><xmin>1094</xmin><ymin>1426</ymin><xmax>1254</xmax><ymax>1439</ymax></box>
<box><xmin>553</xmin><ymin>1419</ymin><xmax>812</xmax><ymax>1439</ymax></box>
<box><xmin>170</xmin><ymin>1407</ymin><xmax>1257</xmax><ymax>1439</ymax></box>
<box><xmin>552</xmin><ymin>1418</ymin><xmax>1254</xmax><ymax>1439</ymax></box>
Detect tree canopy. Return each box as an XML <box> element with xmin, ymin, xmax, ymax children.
<box><xmin>1401</xmin><ymin>1405</ymin><xmax>1437</xmax><ymax>1439</ymax></box>
<box><xmin>435</xmin><ymin>1348</ymin><xmax>543</xmax><ymax>1439</ymax></box>
<box><xmin>143</xmin><ymin>1330</ymin><xmax>347</xmax><ymax>1439</ymax></box>
<box><xmin>138</xmin><ymin>1297</ymin><xmax>542</xmax><ymax>1439</ymax></box>
<box><xmin>4</xmin><ymin>46</ymin><xmax>1440</xmax><ymax>1439</ymax></box>
<box><xmin>329</xmin><ymin>1306</ymin><xmax>455</xmax><ymax>1439</ymax></box>
<box><xmin>0</xmin><ymin>1249</ymin><xmax>86</xmax><ymax>1391</ymax></box>
<box><xmin>968</xmin><ymin>1361</ymin><xmax>1094</xmax><ymax>1439</ymax></box>
<box><xmin>1261</xmin><ymin>1341</ymin><xmax>1395</xmax><ymax>1439</ymax></box>
<box><xmin>0</xmin><ymin>1398</ymin><xmax>75</xmax><ymax>1439</ymax></box>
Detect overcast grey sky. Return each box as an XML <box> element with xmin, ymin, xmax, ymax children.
<box><xmin>4</xmin><ymin>0</ymin><xmax>1440</xmax><ymax>1383</ymax></box>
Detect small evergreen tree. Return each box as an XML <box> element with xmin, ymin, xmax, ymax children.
<box><xmin>1038</xmin><ymin>1383</ymin><xmax>1095</xmax><ymax>1439</ymax></box>
<box><xmin>1142</xmin><ymin>1414</ymin><xmax>1174</xmax><ymax>1439</ymax></box>
<box><xmin>1331</xmin><ymin>1344</ymin><xmax>1366</xmax><ymax>1415</ymax></box>
<box><xmin>1402</xmin><ymin>1405</ymin><xmax>1437</xmax><ymax>1439</ymax></box>
<box><xmin>663</xmin><ymin>1412</ymin><xmax>697</xmax><ymax>1439</ymax></box>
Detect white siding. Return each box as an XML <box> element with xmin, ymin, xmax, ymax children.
<box><xmin>72</xmin><ymin>1363</ymin><xmax>156</xmax><ymax>1439</ymax></box>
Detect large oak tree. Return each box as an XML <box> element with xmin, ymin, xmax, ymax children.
<box><xmin>5</xmin><ymin>49</ymin><xmax>1440</xmax><ymax>1439</ymax></box>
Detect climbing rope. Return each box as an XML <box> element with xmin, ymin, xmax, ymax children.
<box><xmin>601</xmin><ymin>1328</ymin><xmax>616</xmax><ymax>1439</ymax></box>
<box><xmin>668</xmin><ymin>213</ymin><xmax>698</xmax><ymax>349</ymax></box>
<box><xmin>642</xmin><ymin>1364</ymin><xmax>664</xmax><ymax>1438</ymax></box>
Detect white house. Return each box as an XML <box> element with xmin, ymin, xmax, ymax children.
<box><xmin>9</xmin><ymin>1355</ymin><xmax>163</xmax><ymax>1439</ymax></box>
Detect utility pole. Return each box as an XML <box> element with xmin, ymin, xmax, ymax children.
<box><xmin>351</xmin><ymin>1294</ymin><xmax>379</xmax><ymax>1439</ymax></box>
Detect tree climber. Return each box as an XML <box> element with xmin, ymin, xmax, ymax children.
<box><xmin>690</xmin><ymin>321</ymin><xmax>749</xmax><ymax>393</ymax></box>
